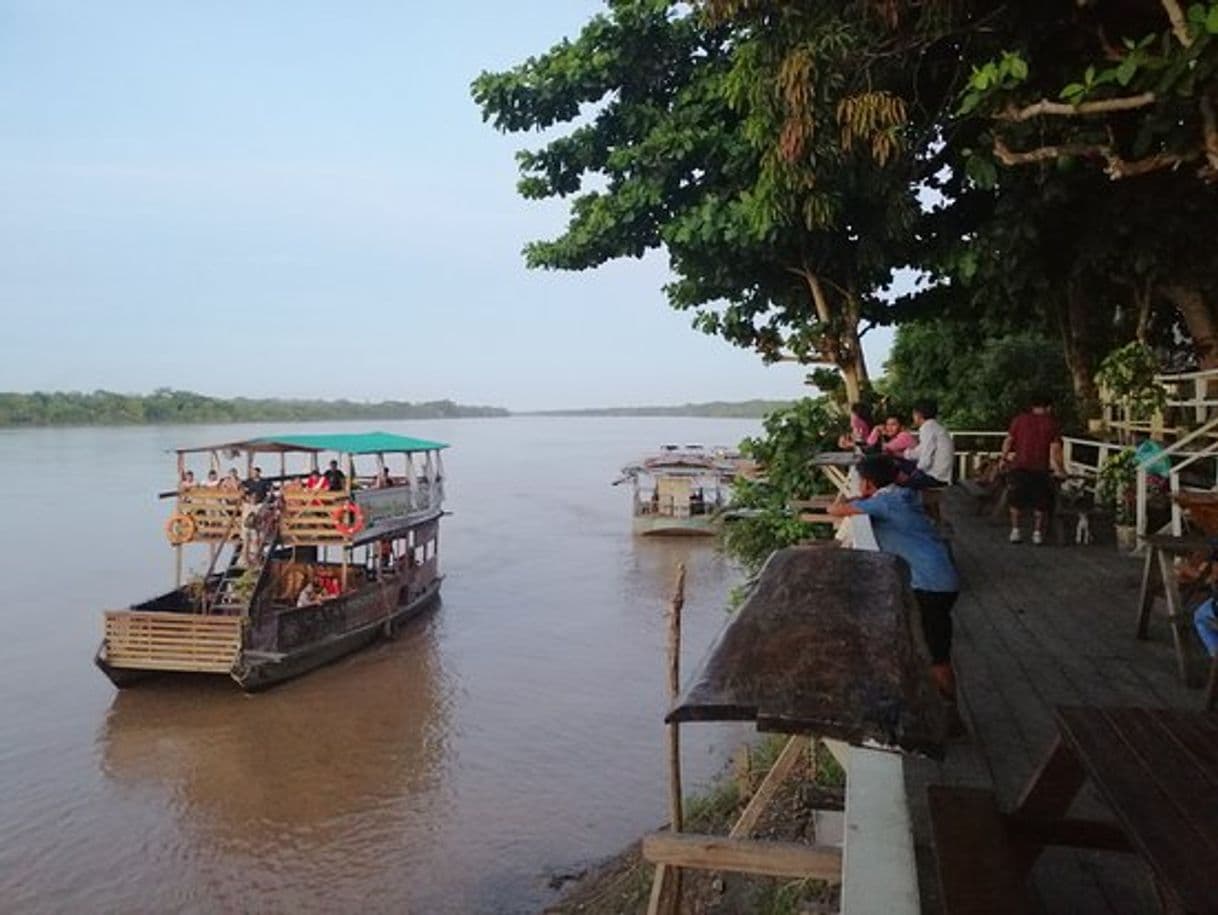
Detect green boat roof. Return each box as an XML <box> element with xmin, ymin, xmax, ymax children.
<box><xmin>179</xmin><ymin>431</ymin><xmax>449</xmax><ymax>455</ymax></box>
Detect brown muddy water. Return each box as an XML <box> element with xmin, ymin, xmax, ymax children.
<box><xmin>0</xmin><ymin>417</ymin><xmax>759</xmax><ymax>914</ymax></box>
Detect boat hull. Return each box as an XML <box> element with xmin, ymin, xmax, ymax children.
<box><xmin>95</xmin><ymin>577</ymin><xmax>442</xmax><ymax>692</ymax></box>
<box><xmin>633</xmin><ymin>514</ymin><xmax>719</xmax><ymax>537</ymax></box>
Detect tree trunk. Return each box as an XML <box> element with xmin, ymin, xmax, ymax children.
<box><xmin>804</xmin><ymin>271</ymin><xmax>869</xmax><ymax>405</ymax></box>
<box><xmin>1058</xmin><ymin>286</ymin><xmax>1100</xmax><ymax>417</ymax></box>
<box><xmin>1163</xmin><ymin>285</ymin><xmax>1218</xmax><ymax>370</ymax></box>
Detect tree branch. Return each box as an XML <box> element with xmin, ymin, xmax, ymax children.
<box><xmin>1161</xmin><ymin>0</ymin><xmax>1193</xmax><ymax>48</ymax></box>
<box><xmin>993</xmin><ymin>136</ymin><xmax>1200</xmax><ymax>180</ymax></box>
<box><xmin>997</xmin><ymin>93</ymin><xmax>1156</xmax><ymax>122</ymax></box>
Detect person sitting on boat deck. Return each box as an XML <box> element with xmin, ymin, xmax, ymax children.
<box><xmin>296</xmin><ymin>579</ymin><xmax>321</xmax><ymax>608</ymax></box>
<box><xmin>203</xmin><ymin>469</ymin><xmax>220</xmax><ymax>488</ymax></box>
<box><xmin>324</xmin><ymin>459</ymin><xmax>347</xmax><ymax>492</ymax></box>
<box><xmin>894</xmin><ymin>399</ymin><xmax>955</xmax><ymax>491</ymax></box>
<box><xmin>866</xmin><ymin>412</ymin><xmax>917</xmax><ymax>458</ymax></box>
<box><xmin>242</xmin><ymin>466</ymin><xmax>270</xmax><ymax>503</ymax></box>
<box><xmin>218</xmin><ymin>468</ymin><xmax>241</xmax><ymax>490</ymax></box>
<box><xmin>179</xmin><ymin>470</ymin><xmax>196</xmax><ymax>491</ymax></box>
<box><xmin>374</xmin><ymin>467</ymin><xmax>395</xmax><ymax>489</ymax></box>
<box><xmin>826</xmin><ymin>454</ymin><xmax>963</xmax><ymax>726</ymax></box>
<box><xmin>304</xmin><ymin>468</ymin><xmax>326</xmax><ymax>491</ymax></box>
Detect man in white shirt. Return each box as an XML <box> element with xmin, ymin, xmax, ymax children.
<box><xmin>899</xmin><ymin>399</ymin><xmax>955</xmax><ymax>489</ymax></box>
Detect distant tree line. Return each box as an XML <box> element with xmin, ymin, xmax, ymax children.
<box><xmin>0</xmin><ymin>388</ymin><xmax>509</xmax><ymax>427</ymax></box>
<box><xmin>532</xmin><ymin>399</ymin><xmax>792</xmax><ymax>418</ymax></box>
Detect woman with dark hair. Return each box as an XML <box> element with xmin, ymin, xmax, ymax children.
<box><xmin>838</xmin><ymin>402</ymin><xmax>874</xmax><ymax>450</ymax></box>
<box><xmin>866</xmin><ymin>412</ymin><xmax>916</xmax><ymax>457</ymax></box>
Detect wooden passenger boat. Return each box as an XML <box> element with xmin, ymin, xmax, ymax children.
<box><xmin>616</xmin><ymin>444</ymin><xmax>737</xmax><ymax>537</ymax></box>
<box><xmin>95</xmin><ymin>432</ymin><xmax>449</xmax><ymax>691</ymax></box>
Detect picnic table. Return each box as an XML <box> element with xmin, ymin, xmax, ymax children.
<box><xmin>1014</xmin><ymin>706</ymin><xmax>1218</xmax><ymax>914</ymax></box>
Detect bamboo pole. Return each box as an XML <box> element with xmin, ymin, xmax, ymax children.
<box><xmin>648</xmin><ymin>563</ymin><xmax>686</xmax><ymax>915</ymax></box>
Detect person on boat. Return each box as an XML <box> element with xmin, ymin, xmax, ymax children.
<box><xmin>374</xmin><ymin>467</ymin><xmax>395</xmax><ymax>488</ymax></box>
<box><xmin>866</xmin><ymin>412</ymin><xmax>917</xmax><ymax>457</ymax></box>
<box><xmin>179</xmin><ymin>470</ymin><xmax>196</xmax><ymax>490</ymax></box>
<box><xmin>826</xmin><ymin>454</ymin><xmax>963</xmax><ymax>731</ymax></box>
<box><xmin>324</xmin><ymin>459</ymin><xmax>347</xmax><ymax>492</ymax></box>
<box><xmin>242</xmin><ymin>466</ymin><xmax>270</xmax><ymax>503</ymax></box>
<box><xmin>203</xmin><ymin>469</ymin><xmax>220</xmax><ymax>488</ymax></box>
<box><xmin>219</xmin><ymin>468</ymin><xmax>241</xmax><ymax>490</ymax></box>
<box><xmin>304</xmin><ymin>469</ymin><xmax>326</xmax><ymax>491</ymax></box>
<box><xmin>296</xmin><ymin>579</ymin><xmax>320</xmax><ymax>607</ymax></box>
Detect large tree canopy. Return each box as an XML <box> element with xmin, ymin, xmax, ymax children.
<box><xmin>475</xmin><ymin>0</ymin><xmax>1218</xmax><ymax>414</ymax></box>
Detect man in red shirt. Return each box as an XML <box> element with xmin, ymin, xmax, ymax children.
<box><xmin>1001</xmin><ymin>394</ymin><xmax>1065</xmax><ymax>544</ymax></box>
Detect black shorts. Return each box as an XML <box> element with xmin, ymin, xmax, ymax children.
<box><xmin>1009</xmin><ymin>469</ymin><xmax>1054</xmax><ymax>512</ymax></box>
<box><xmin>914</xmin><ymin>589</ymin><xmax>958</xmax><ymax>665</ymax></box>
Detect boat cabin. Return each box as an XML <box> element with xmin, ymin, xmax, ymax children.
<box><xmin>618</xmin><ymin>445</ymin><xmax>736</xmax><ymax>537</ymax></box>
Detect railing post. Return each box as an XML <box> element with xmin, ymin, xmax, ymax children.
<box><xmin>1136</xmin><ymin>467</ymin><xmax>1148</xmax><ymax>541</ymax></box>
<box><xmin>1171</xmin><ymin>472</ymin><xmax>1183</xmax><ymax>537</ymax></box>
<box><xmin>1198</xmin><ymin>376</ymin><xmax>1208</xmax><ymax>426</ymax></box>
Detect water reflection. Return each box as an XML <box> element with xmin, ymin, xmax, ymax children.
<box><xmin>98</xmin><ymin>613</ymin><xmax>451</xmax><ymax>862</ymax></box>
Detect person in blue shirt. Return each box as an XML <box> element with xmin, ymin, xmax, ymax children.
<box><xmin>828</xmin><ymin>454</ymin><xmax>962</xmax><ymax>717</ymax></box>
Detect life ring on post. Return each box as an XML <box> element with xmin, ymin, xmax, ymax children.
<box><xmin>165</xmin><ymin>513</ymin><xmax>197</xmax><ymax>545</ymax></box>
<box><xmin>332</xmin><ymin>502</ymin><xmax>365</xmax><ymax>537</ymax></box>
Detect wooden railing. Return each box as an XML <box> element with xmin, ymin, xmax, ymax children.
<box><xmin>103</xmin><ymin>611</ymin><xmax>242</xmax><ymax>673</ymax></box>
<box><xmin>177</xmin><ymin>488</ymin><xmax>243</xmax><ymax>541</ymax></box>
<box><xmin>280</xmin><ymin>490</ymin><xmax>350</xmax><ymax>545</ymax></box>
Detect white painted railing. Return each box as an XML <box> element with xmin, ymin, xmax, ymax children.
<box><xmin>833</xmin><ymin>482</ymin><xmax>920</xmax><ymax>915</ymax></box>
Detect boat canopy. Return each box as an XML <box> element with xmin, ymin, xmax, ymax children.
<box><xmin>176</xmin><ymin>431</ymin><xmax>449</xmax><ymax>455</ymax></box>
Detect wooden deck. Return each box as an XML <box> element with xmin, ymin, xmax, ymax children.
<box><xmin>904</xmin><ymin>489</ymin><xmax>1206</xmax><ymax>914</ymax></box>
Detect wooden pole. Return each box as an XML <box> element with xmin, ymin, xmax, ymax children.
<box><xmin>648</xmin><ymin>563</ymin><xmax>687</xmax><ymax>915</ymax></box>
<box><xmin>667</xmin><ymin>562</ymin><xmax>686</xmax><ymax>833</ymax></box>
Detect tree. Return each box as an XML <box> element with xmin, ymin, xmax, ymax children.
<box><xmin>472</xmin><ymin>1</ymin><xmax>967</xmax><ymax>402</ymax></box>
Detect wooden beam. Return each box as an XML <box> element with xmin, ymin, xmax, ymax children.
<box><xmin>642</xmin><ymin>833</ymin><xmax>842</xmax><ymax>880</ymax></box>
<box><xmin>729</xmin><ymin>736</ymin><xmax>805</xmax><ymax>839</ymax></box>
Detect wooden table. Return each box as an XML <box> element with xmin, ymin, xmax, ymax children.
<box><xmin>811</xmin><ymin>451</ymin><xmax>859</xmax><ymax>496</ymax></box>
<box><xmin>1011</xmin><ymin>706</ymin><xmax>1218</xmax><ymax>914</ymax></box>
<box><xmin>1136</xmin><ymin>532</ymin><xmax>1212</xmax><ymax>686</ymax></box>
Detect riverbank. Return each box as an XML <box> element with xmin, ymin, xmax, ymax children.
<box><xmin>544</xmin><ymin>737</ymin><xmax>845</xmax><ymax>915</ymax></box>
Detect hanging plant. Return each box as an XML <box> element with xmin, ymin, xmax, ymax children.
<box><xmin>1095</xmin><ymin>342</ymin><xmax>1167</xmax><ymax>421</ymax></box>
<box><xmin>1096</xmin><ymin>449</ymin><xmax>1138</xmax><ymax>526</ymax></box>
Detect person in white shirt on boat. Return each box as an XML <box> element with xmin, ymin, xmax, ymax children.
<box><xmin>296</xmin><ymin>580</ymin><xmax>320</xmax><ymax>607</ymax></box>
<box><xmin>897</xmin><ymin>399</ymin><xmax>955</xmax><ymax>489</ymax></box>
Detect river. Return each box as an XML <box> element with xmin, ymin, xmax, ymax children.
<box><xmin>0</xmin><ymin>416</ymin><xmax>761</xmax><ymax>914</ymax></box>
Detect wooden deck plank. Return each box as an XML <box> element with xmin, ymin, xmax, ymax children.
<box><xmin>905</xmin><ymin>490</ymin><xmax>1197</xmax><ymax>915</ymax></box>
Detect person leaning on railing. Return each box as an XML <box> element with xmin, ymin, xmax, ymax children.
<box><xmin>827</xmin><ymin>454</ymin><xmax>965</xmax><ymax>735</ymax></box>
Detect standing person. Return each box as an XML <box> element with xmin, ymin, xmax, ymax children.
<box><xmin>827</xmin><ymin>455</ymin><xmax>963</xmax><ymax>728</ymax></box>
<box><xmin>899</xmin><ymin>399</ymin><xmax>955</xmax><ymax>489</ymax></box>
<box><xmin>242</xmin><ymin>466</ymin><xmax>270</xmax><ymax>503</ymax></box>
<box><xmin>1002</xmin><ymin>394</ymin><xmax>1065</xmax><ymax>545</ymax></box>
<box><xmin>323</xmin><ymin>459</ymin><xmax>347</xmax><ymax>492</ymax></box>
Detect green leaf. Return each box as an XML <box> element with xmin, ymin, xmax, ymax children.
<box><xmin>1116</xmin><ymin>57</ymin><xmax>1137</xmax><ymax>86</ymax></box>
<box><xmin>1084</xmin><ymin>65</ymin><xmax>1096</xmax><ymax>85</ymax></box>
<box><xmin>1188</xmin><ymin>4</ymin><xmax>1207</xmax><ymax>25</ymax></box>
<box><xmin>958</xmin><ymin>92</ymin><xmax>982</xmax><ymax>116</ymax></box>
<box><xmin>1010</xmin><ymin>56</ymin><xmax>1029</xmax><ymax>81</ymax></box>
<box><xmin>1207</xmin><ymin>4</ymin><xmax>1218</xmax><ymax>33</ymax></box>
<box><xmin>1059</xmin><ymin>82</ymin><xmax>1086</xmax><ymax>100</ymax></box>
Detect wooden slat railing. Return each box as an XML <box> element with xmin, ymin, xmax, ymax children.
<box><xmin>103</xmin><ymin>611</ymin><xmax>241</xmax><ymax>673</ymax></box>
<box><xmin>177</xmin><ymin>488</ymin><xmax>244</xmax><ymax>542</ymax></box>
<box><xmin>280</xmin><ymin>490</ymin><xmax>350</xmax><ymax>545</ymax></box>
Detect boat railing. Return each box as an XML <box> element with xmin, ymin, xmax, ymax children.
<box><xmin>177</xmin><ymin>488</ymin><xmax>244</xmax><ymax>541</ymax></box>
<box><xmin>280</xmin><ymin>489</ymin><xmax>351</xmax><ymax>545</ymax></box>
<box><xmin>102</xmin><ymin>610</ymin><xmax>242</xmax><ymax>673</ymax></box>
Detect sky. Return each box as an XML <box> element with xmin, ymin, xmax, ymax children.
<box><xmin>0</xmin><ymin>1</ymin><xmax>894</xmax><ymax>411</ymax></box>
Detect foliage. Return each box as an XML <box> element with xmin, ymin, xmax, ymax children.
<box><xmin>1095</xmin><ymin>342</ymin><xmax>1169</xmax><ymax>420</ymax></box>
<box><xmin>884</xmin><ymin>322</ymin><xmax>1073</xmax><ymax>429</ymax></box>
<box><xmin>472</xmin><ymin>1</ymin><xmax>973</xmax><ymax>400</ymax></box>
<box><xmin>723</xmin><ymin>397</ymin><xmax>839</xmax><ymax>572</ymax></box>
<box><xmin>0</xmin><ymin>389</ymin><xmax>507</xmax><ymax>427</ymax></box>
<box><xmin>1096</xmin><ymin>448</ymin><xmax>1139</xmax><ymax>525</ymax></box>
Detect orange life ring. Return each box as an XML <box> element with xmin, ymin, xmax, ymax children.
<box><xmin>165</xmin><ymin>513</ymin><xmax>197</xmax><ymax>545</ymax></box>
<box><xmin>332</xmin><ymin>502</ymin><xmax>366</xmax><ymax>537</ymax></box>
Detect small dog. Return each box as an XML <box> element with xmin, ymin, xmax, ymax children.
<box><xmin>1058</xmin><ymin>477</ymin><xmax>1095</xmax><ymax>545</ymax></box>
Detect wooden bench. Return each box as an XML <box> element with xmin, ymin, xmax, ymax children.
<box><xmin>927</xmin><ymin>786</ymin><xmax>1033</xmax><ymax>915</ymax></box>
